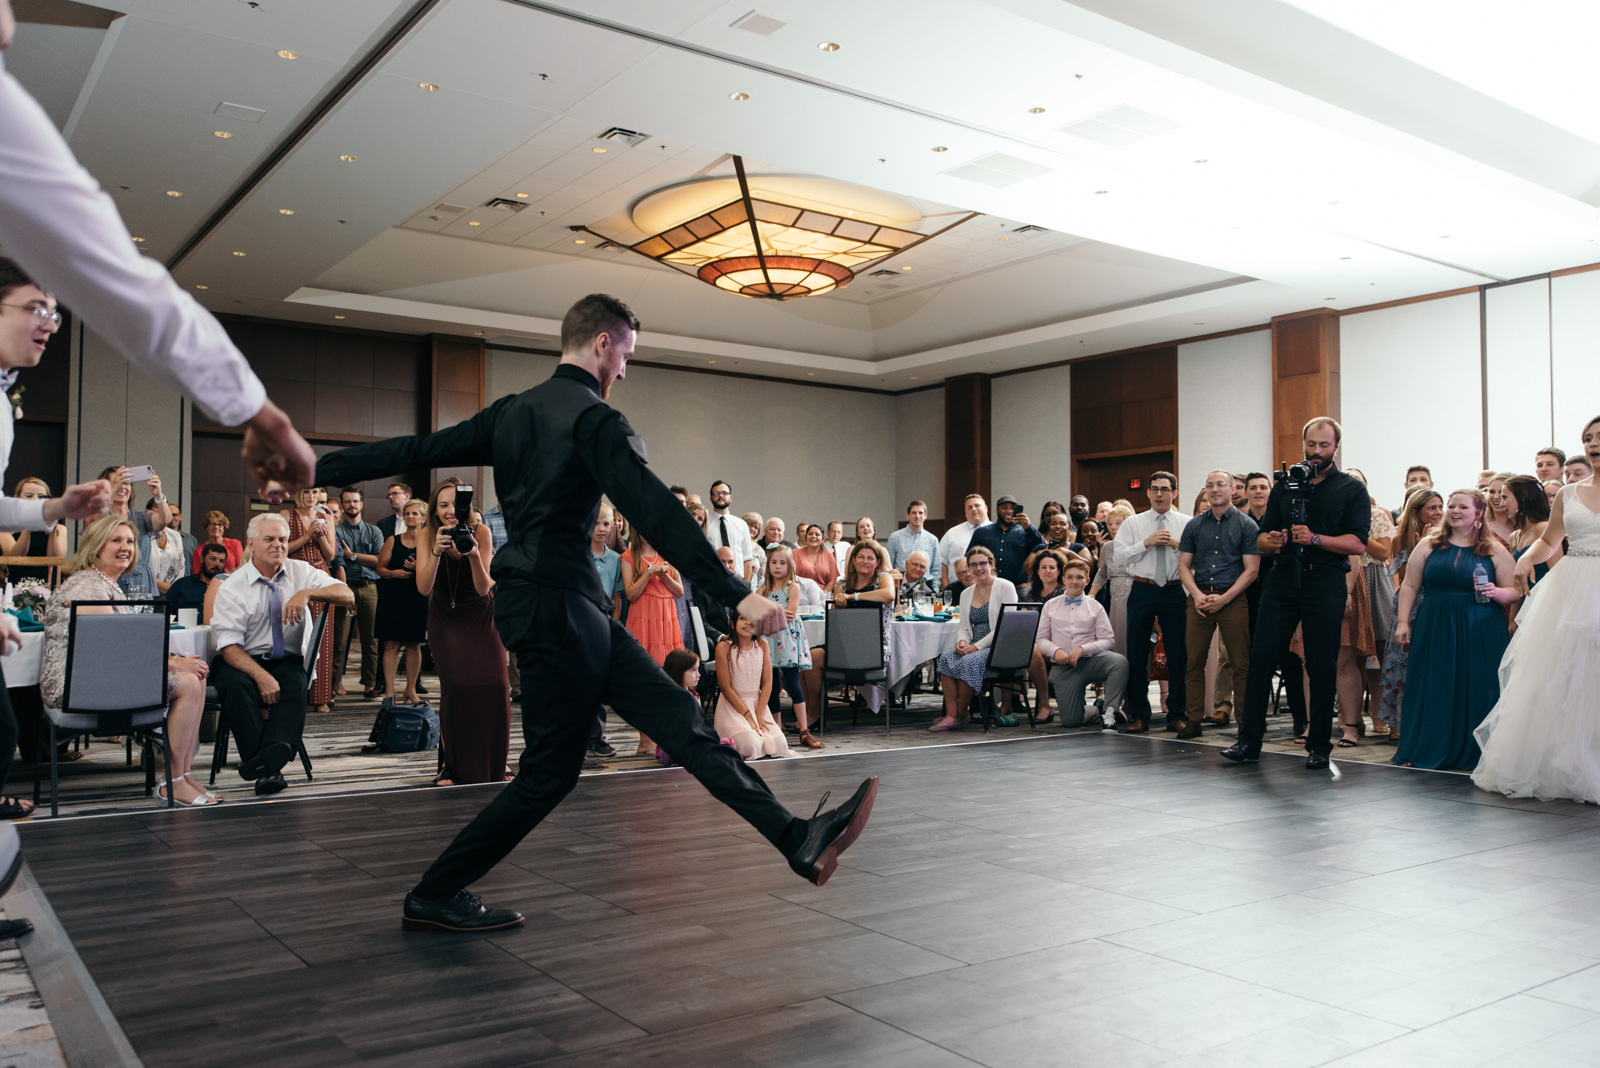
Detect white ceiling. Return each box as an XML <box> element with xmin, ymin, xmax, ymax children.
<box><xmin>9</xmin><ymin>0</ymin><xmax>1600</xmax><ymax>390</ymax></box>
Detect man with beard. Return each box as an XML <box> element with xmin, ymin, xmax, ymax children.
<box><xmin>1222</xmin><ymin>418</ymin><xmax>1370</xmax><ymax>770</ymax></box>
<box><xmin>168</xmin><ymin>542</ymin><xmax>229</xmax><ymax>615</ymax></box>
<box><xmin>316</xmin><ymin>294</ymin><xmax>878</xmax><ymax>932</ymax></box>
<box><xmin>1068</xmin><ymin>495</ymin><xmax>1092</xmax><ymax>536</ymax></box>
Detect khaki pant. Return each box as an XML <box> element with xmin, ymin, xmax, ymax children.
<box><xmin>1212</xmin><ymin>638</ymin><xmax>1233</xmax><ymax>719</ymax></box>
<box><xmin>1185</xmin><ymin>596</ymin><xmax>1249</xmax><ymax>721</ymax></box>
<box><xmin>334</xmin><ymin>581</ymin><xmax>379</xmax><ymax>690</ymax></box>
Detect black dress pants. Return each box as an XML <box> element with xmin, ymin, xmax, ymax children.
<box><xmin>210</xmin><ymin>654</ymin><xmax>308</xmax><ymax>762</ymax></box>
<box><xmin>1239</xmin><ymin>568</ymin><xmax>1347</xmax><ymax>756</ymax></box>
<box><xmin>1246</xmin><ymin>576</ymin><xmax>1308</xmax><ymax>732</ymax></box>
<box><xmin>415</xmin><ymin>584</ymin><xmax>795</xmax><ymax>900</ymax></box>
<box><xmin>1124</xmin><ymin>581</ymin><xmax>1188</xmax><ymax>724</ymax></box>
<box><xmin>0</xmin><ymin>663</ymin><xmax>16</xmax><ymax>795</ymax></box>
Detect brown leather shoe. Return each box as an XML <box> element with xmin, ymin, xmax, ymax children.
<box><xmin>1205</xmin><ymin>714</ymin><xmax>1229</xmax><ymax>726</ymax></box>
<box><xmin>1174</xmin><ymin>718</ymin><xmax>1204</xmax><ymax>739</ymax></box>
<box><xmin>1125</xmin><ymin>718</ymin><xmax>1149</xmax><ymax>733</ymax></box>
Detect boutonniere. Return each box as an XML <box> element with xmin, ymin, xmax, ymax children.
<box><xmin>8</xmin><ymin>384</ymin><xmax>22</xmax><ymax>420</ymax></box>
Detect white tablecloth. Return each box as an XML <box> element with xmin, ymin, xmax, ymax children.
<box><xmin>0</xmin><ymin>626</ymin><xmax>215</xmax><ymax>688</ymax></box>
<box><xmin>801</xmin><ymin>615</ymin><xmax>961</xmax><ymax>686</ymax></box>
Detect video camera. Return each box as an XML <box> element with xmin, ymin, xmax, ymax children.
<box><xmin>451</xmin><ymin>484</ymin><xmax>476</xmax><ymax>554</ymax></box>
<box><xmin>1272</xmin><ymin>461</ymin><xmax>1316</xmax><ymax>586</ymax></box>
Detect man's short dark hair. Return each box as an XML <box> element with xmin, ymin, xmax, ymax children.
<box><xmin>1405</xmin><ymin>465</ymin><xmax>1431</xmax><ymax>479</ymax></box>
<box><xmin>560</xmin><ymin>293</ymin><xmax>639</xmax><ymax>353</ymax></box>
<box><xmin>1569</xmin><ymin>456</ymin><xmax>1594</xmax><ymax>471</ymax></box>
<box><xmin>669</xmin><ymin>485</ymin><xmax>688</xmax><ymax>498</ymax></box>
<box><xmin>0</xmin><ymin>258</ymin><xmax>39</xmax><ymax>305</ymax></box>
<box><xmin>1244</xmin><ymin>471</ymin><xmax>1270</xmax><ymax>487</ymax></box>
<box><xmin>388</xmin><ymin>482</ymin><xmax>411</xmax><ymax>495</ymax></box>
<box><xmin>963</xmin><ymin>492</ymin><xmax>984</xmax><ymax>504</ymax></box>
<box><xmin>907</xmin><ymin>500</ymin><xmax>926</xmax><ymax>513</ymax></box>
<box><xmin>1537</xmin><ymin>447</ymin><xmax>1567</xmax><ymax>465</ymax></box>
<box><xmin>710</xmin><ymin>480</ymin><xmax>731</xmax><ymax>493</ymax></box>
<box><xmin>202</xmin><ymin>543</ymin><xmax>229</xmax><ymax>561</ymax></box>
<box><xmin>340</xmin><ymin>485</ymin><xmax>362</xmax><ymax>499</ymax></box>
<box><xmin>1149</xmin><ymin>471</ymin><xmax>1176</xmax><ymax>491</ymax></box>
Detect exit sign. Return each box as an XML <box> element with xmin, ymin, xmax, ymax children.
<box><xmin>1128</xmin><ymin>477</ymin><xmax>1144</xmax><ymax>490</ymax></box>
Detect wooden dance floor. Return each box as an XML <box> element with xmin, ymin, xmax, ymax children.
<box><xmin>20</xmin><ymin>733</ymin><xmax>1600</xmax><ymax>1066</ymax></box>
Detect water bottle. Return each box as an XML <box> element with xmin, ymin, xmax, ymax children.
<box><xmin>1472</xmin><ymin>562</ymin><xmax>1489</xmax><ymax>603</ymax></box>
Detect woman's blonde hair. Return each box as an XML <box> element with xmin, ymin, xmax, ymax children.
<box><xmin>759</xmin><ymin>544</ymin><xmax>798</xmax><ymax>599</ymax></box>
<box><xmin>1108</xmin><ymin>504</ymin><xmax>1136</xmax><ymax>521</ymax></box>
<box><xmin>12</xmin><ymin>476</ymin><xmax>48</xmax><ymax>496</ymax></box>
<box><xmin>64</xmin><ymin>516</ymin><xmax>139</xmax><ymax>577</ymax></box>
<box><xmin>1426</xmin><ymin>488</ymin><xmax>1497</xmax><ymax>558</ymax></box>
<box><xmin>842</xmin><ymin>538</ymin><xmax>888</xmax><ymax>593</ymax></box>
<box><xmin>204</xmin><ymin>509</ymin><xmax>229</xmax><ymax>530</ymax></box>
<box><xmin>402</xmin><ymin>498</ymin><xmax>429</xmax><ymax>518</ymax></box>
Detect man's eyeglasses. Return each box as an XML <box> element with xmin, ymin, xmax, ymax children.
<box><xmin>0</xmin><ymin>304</ymin><xmax>62</xmax><ymax>326</ymax></box>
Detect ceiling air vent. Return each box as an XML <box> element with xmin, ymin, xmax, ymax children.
<box><xmin>731</xmin><ymin>10</ymin><xmax>787</xmax><ymax>36</ymax></box>
<box><xmin>867</xmin><ymin>269</ymin><xmax>900</xmax><ymax>278</ymax></box>
<box><xmin>1059</xmin><ymin>105</ymin><xmax>1181</xmax><ymax>148</ymax></box>
<box><xmin>942</xmin><ymin>152</ymin><xmax>1052</xmax><ymax>189</ymax></box>
<box><xmin>1012</xmin><ymin>224</ymin><xmax>1047</xmax><ymax>234</ymax></box>
<box><xmin>595</xmin><ymin>127</ymin><xmax>650</xmax><ymax>147</ymax></box>
<box><xmin>483</xmin><ymin>198</ymin><xmax>526</xmax><ymax>213</ymax></box>
<box><xmin>434</xmin><ymin>203</ymin><xmax>468</xmax><ymax>214</ymax></box>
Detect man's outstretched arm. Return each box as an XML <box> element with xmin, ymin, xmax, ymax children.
<box><xmin>316</xmin><ymin>397</ymin><xmax>508</xmax><ymax>487</ymax></box>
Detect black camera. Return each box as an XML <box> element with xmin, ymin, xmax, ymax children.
<box><xmin>1272</xmin><ymin>462</ymin><xmax>1315</xmax><ymax>585</ymax></box>
<box><xmin>1274</xmin><ymin>460</ymin><xmax>1315</xmax><ymax>489</ymax></box>
<box><xmin>451</xmin><ymin>484</ymin><xmax>476</xmax><ymax>553</ymax></box>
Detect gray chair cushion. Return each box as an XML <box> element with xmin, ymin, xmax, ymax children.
<box><xmin>46</xmin><ymin>706</ymin><xmax>167</xmax><ymax>732</ymax></box>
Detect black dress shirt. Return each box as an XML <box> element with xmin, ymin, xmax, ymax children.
<box><xmin>165</xmin><ymin>571</ymin><xmax>212</xmax><ymax>613</ymax></box>
<box><xmin>1258</xmin><ymin>464</ymin><xmax>1371</xmax><ymax>573</ymax></box>
<box><xmin>969</xmin><ymin>521</ymin><xmax>1044</xmax><ymax>585</ymax></box>
<box><xmin>315</xmin><ymin>364</ymin><xmax>752</xmax><ymax>613</ymax></box>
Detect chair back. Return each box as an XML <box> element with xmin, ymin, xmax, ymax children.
<box><xmin>61</xmin><ymin>600</ymin><xmax>170</xmax><ymax>717</ymax></box>
<box><xmin>987</xmin><ymin>602</ymin><xmax>1042</xmax><ymax>674</ymax></box>
<box><xmin>689</xmin><ymin>605</ymin><xmax>711</xmax><ymax>662</ymax></box>
<box><xmin>304</xmin><ymin>605</ymin><xmax>330</xmax><ymax>691</ymax></box>
<box><xmin>824</xmin><ymin>602</ymin><xmax>885</xmax><ymax>676</ymax></box>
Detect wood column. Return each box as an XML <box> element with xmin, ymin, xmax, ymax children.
<box><xmin>1270</xmin><ymin>310</ymin><xmax>1340</xmax><ymax>464</ymax></box>
<box><xmin>431</xmin><ymin>335</ymin><xmax>485</xmax><ymax>490</ymax></box>
<box><xmin>944</xmin><ymin>373</ymin><xmax>991</xmax><ymax>522</ymax></box>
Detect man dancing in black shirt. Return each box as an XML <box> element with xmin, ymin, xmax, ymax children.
<box><xmin>318</xmin><ymin>295</ymin><xmax>877</xmax><ymax>931</ymax></box>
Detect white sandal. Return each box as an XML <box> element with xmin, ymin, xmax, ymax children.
<box><xmin>181</xmin><ymin>772</ymin><xmax>222</xmax><ymax>801</ymax></box>
<box><xmin>156</xmin><ymin>779</ymin><xmax>220</xmax><ymax>807</ymax></box>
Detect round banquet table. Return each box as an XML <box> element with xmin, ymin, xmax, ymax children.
<box><xmin>800</xmin><ymin>614</ymin><xmax>961</xmax><ymax>688</ymax></box>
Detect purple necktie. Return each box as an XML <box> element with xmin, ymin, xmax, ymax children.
<box><xmin>262</xmin><ymin>573</ymin><xmax>285</xmax><ymax>659</ymax></box>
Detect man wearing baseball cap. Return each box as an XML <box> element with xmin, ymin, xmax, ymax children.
<box><xmin>968</xmin><ymin>494</ymin><xmax>1043</xmax><ymax>586</ymax></box>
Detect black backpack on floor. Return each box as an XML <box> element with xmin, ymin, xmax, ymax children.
<box><xmin>368</xmin><ymin>699</ymin><xmax>438</xmax><ymax>753</ymax></box>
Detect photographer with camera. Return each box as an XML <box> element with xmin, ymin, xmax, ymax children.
<box><xmin>1221</xmin><ymin>417</ymin><xmax>1371</xmax><ymax>769</ymax></box>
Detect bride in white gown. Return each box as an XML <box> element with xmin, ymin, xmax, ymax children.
<box><xmin>1473</xmin><ymin>416</ymin><xmax>1600</xmax><ymax>800</ymax></box>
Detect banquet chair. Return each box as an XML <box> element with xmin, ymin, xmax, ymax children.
<box><xmin>819</xmin><ymin>603</ymin><xmax>888</xmax><ymax>734</ymax></box>
<box><xmin>32</xmin><ymin>600</ymin><xmax>171</xmax><ymax>817</ymax></box>
<box><xmin>206</xmin><ymin>606</ymin><xmax>325</xmax><ymax>786</ymax></box>
<box><xmin>689</xmin><ymin>605</ymin><xmax>718</xmax><ymax>720</ymax></box>
<box><xmin>976</xmin><ymin>603</ymin><xmax>1043</xmax><ymax>733</ymax></box>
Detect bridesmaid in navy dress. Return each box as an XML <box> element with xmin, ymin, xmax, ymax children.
<box><xmin>1393</xmin><ymin>489</ymin><xmax>1518</xmax><ymax>770</ymax></box>
<box><xmin>1504</xmin><ymin>475</ymin><xmax>1563</xmax><ymax>589</ymax></box>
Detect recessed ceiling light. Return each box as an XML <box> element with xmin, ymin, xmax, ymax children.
<box><xmin>338</xmin><ymin>154</ymin><xmax>357</xmax><ymax>162</ymax></box>
<box><xmin>130</xmin><ymin>236</ymin><xmax>145</xmax><ymax>243</ymax></box>
<box><xmin>1327</xmin><ymin>200</ymin><xmax>1340</xmax><ymax>205</ymax></box>
<box><xmin>419</xmin><ymin>83</ymin><xmax>439</xmax><ymax>91</ymax></box>
<box><xmin>194</xmin><ymin>284</ymin><xmax>208</xmax><ymax>290</ymax></box>
<box><xmin>467</xmin><ymin>221</ymin><xmax>481</xmax><ymax>226</ymax></box>
<box><xmin>931</xmin><ymin>146</ymin><xmax>947</xmax><ymax>152</ymax></box>
<box><xmin>1094</xmin><ymin>189</ymin><xmax>1109</xmax><ymax>194</ymax></box>
<box><xmin>1193</xmin><ymin>159</ymin><xmax>1208</xmax><ymax>164</ymax></box>
<box><xmin>1325</xmin><ymin>296</ymin><xmax>1336</xmax><ymax>300</ymax></box>
<box><xmin>1339</xmin><ymin>256</ymin><xmax>1350</xmax><ymax>260</ymax></box>
<box><xmin>515</xmin><ymin>192</ymin><xmax>529</xmax><ymax>198</ymax></box>
<box><xmin>998</xmin><ymin>236</ymin><xmax>1010</xmax><ymax>241</ymax></box>
<box><xmin>473</xmin><ymin>331</ymin><xmax>484</xmax><ymax>336</ymax></box>
<box><xmin>707</xmin><ymin>360</ymin><xmax>718</xmax><ymax>364</ymax></box>
<box><xmin>806</xmin><ymin>371</ymin><xmax>816</xmax><ymax>376</ymax></box>
<box><xmin>1438</xmin><ymin>234</ymin><xmax>1450</xmax><ymax>239</ymax></box>
<box><xmin>729</xmin><ymin>92</ymin><xmax>749</xmax><ymax>101</ymax></box>
<box><xmin>232</xmin><ymin>251</ymin><xmax>246</xmax><ymax>256</ymax></box>
<box><xmin>213</xmin><ymin>131</ymin><xmax>233</xmax><ymax>138</ymax></box>
<box><xmin>276</xmin><ymin>50</ymin><xmax>299</xmax><ymax>60</ymax></box>
<box><xmin>900</xmin><ymin>265</ymin><xmax>912</xmax><ymax>270</ymax></box>
<box><xmin>333</xmin><ymin>315</ymin><xmax>345</xmax><ymax>320</ymax></box>
<box><xmin>1193</xmin><ymin>322</ymin><xmax>1204</xmax><ymax>326</ymax></box>
<box><xmin>165</xmin><ymin>190</ymin><xmax>182</xmax><ymax>197</ymax></box>
<box><xmin>592</xmin><ymin>146</ymin><xmax>607</xmax><ymax>153</ymax></box>
<box><xmin>818</xmin><ymin>41</ymin><xmax>840</xmax><ymax>51</ymax></box>
<box><xmin>278</xmin><ymin>208</ymin><xmax>295</xmax><ymax>215</ymax></box>
<box><xmin>573</xmin><ymin>238</ymin><xmax>587</xmax><ymax>244</ymax></box>
<box><xmin>909</xmin><ymin>376</ymin><xmax>918</xmax><ymax>380</ymax></box>
<box><xmin>1027</xmin><ymin>107</ymin><xmax>1046</xmax><ymax>114</ymax></box>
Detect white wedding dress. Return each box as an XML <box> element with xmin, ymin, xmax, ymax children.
<box><xmin>1473</xmin><ymin>483</ymin><xmax>1600</xmax><ymax>800</ymax></box>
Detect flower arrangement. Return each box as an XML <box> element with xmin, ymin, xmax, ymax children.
<box><xmin>9</xmin><ymin>581</ymin><xmax>49</xmax><ymax>615</ymax></box>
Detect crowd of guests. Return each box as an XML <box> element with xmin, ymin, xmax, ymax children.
<box><xmin>3</xmin><ymin>424</ymin><xmax>1593</xmax><ymax>812</ymax></box>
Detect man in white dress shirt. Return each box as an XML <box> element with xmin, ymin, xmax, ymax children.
<box><xmin>1035</xmin><ymin>557</ymin><xmax>1128</xmax><ymax>728</ymax></box>
<box><xmin>824</xmin><ymin>520</ymin><xmax>850</xmax><ymax>572</ymax></box>
<box><xmin>209</xmin><ymin>513</ymin><xmax>353</xmax><ymax>795</ymax></box>
<box><xmin>1112</xmin><ymin>471</ymin><xmax>1195</xmax><ymax>736</ymax></box>
<box><xmin>703</xmin><ymin>480</ymin><xmax>754</xmax><ymax>583</ymax></box>
<box><xmin>0</xmin><ymin>5</ymin><xmax>314</xmax><ymax>497</ymax></box>
<box><xmin>939</xmin><ymin>493</ymin><xmax>991</xmax><ymax>588</ymax></box>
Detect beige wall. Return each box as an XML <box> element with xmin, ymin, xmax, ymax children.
<box><xmin>991</xmin><ymin>363</ymin><xmax>1072</xmax><ymax>515</ymax></box>
<box><xmin>893</xmin><ymin>388</ymin><xmax>944</xmax><ymax>522</ymax></box>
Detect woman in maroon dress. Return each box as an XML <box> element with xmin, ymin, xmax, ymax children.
<box><xmin>416</xmin><ymin>479</ymin><xmax>511</xmax><ymax>786</ymax></box>
<box><xmin>285</xmin><ymin>488</ymin><xmax>338</xmax><ymax>712</ymax></box>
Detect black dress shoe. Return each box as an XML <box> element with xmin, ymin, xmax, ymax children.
<box><xmin>237</xmin><ymin>741</ymin><xmax>292</xmax><ymax>782</ymax></box>
<box><xmin>416</xmin><ymin>682</ymin><xmax>429</xmax><ymax>695</ymax></box>
<box><xmin>1174</xmin><ymin>718</ymin><xmax>1203</xmax><ymax>739</ymax></box>
<box><xmin>1306</xmin><ymin>754</ymin><xmax>1330</xmax><ymax>770</ymax></box>
<box><xmin>254</xmin><ymin>772</ymin><xmax>287</xmax><ymax>796</ymax></box>
<box><xmin>402</xmin><ymin>890</ymin><xmax>524</xmax><ymax>933</ymax></box>
<box><xmin>787</xmin><ymin>777</ymin><xmax>879</xmax><ymax>887</ymax></box>
<box><xmin>1219</xmin><ymin>742</ymin><xmax>1260</xmax><ymax>762</ymax></box>
<box><xmin>587</xmin><ymin>740</ymin><xmax>617</xmax><ymax>758</ymax></box>
<box><xmin>0</xmin><ymin>919</ymin><xmax>32</xmax><ymax>940</ymax></box>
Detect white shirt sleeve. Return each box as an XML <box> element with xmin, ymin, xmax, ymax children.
<box><xmin>209</xmin><ymin>577</ymin><xmax>249</xmax><ymax>652</ymax></box>
<box><xmin>0</xmin><ymin>494</ymin><xmax>48</xmax><ymax>533</ymax></box>
<box><xmin>0</xmin><ymin>61</ymin><xmax>267</xmax><ymax>426</ymax></box>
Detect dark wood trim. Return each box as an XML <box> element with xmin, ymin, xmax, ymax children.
<box><xmin>1073</xmin><ymin>446</ymin><xmax>1183</xmax><ymax>461</ymax></box>
<box><xmin>16</xmin><ymin>415</ymin><xmax>67</xmax><ymax>425</ymax></box>
<box><xmin>1335</xmin><ymin>286</ymin><xmax>1478</xmax><ymax>317</ymax></box>
<box><xmin>216</xmin><ymin>312</ymin><xmax>429</xmax><ymax>345</ymax></box>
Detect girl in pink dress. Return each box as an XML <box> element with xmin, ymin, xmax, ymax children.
<box><xmin>714</xmin><ymin>617</ymin><xmax>790</xmax><ymax>760</ymax></box>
